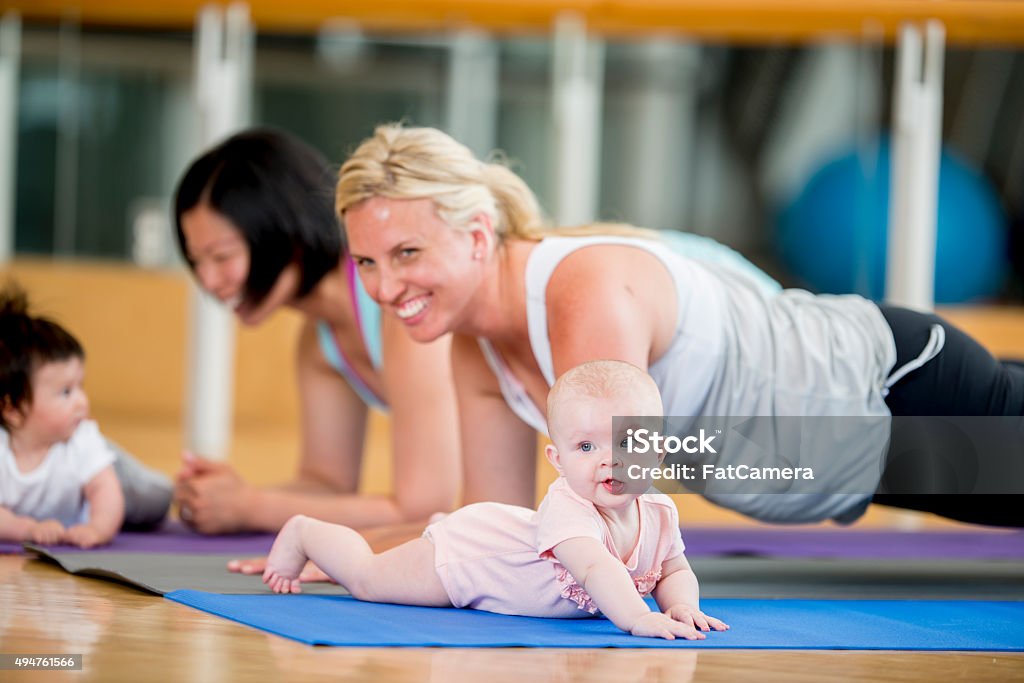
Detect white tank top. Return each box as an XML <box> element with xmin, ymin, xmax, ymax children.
<box><xmin>480</xmin><ymin>235</ymin><xmax>902</xmax><ymax>523</ymax></box>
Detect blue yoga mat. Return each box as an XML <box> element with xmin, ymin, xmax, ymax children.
<box><xmin>165</xmin><ymin>591</ymin><xmax>1024</xmax><ymax>650</ymax></box>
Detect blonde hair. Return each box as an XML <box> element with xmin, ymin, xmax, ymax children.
<box><xmin>546</xmin><ymin>360</ymin><xmax>663</xmax><ymax>437</ymax></box>
<box><xmin>336</xmin><ymin>124</ymin><xmax>659</xmax><ymax>242</ymax></box>
<box><xmin>336</xmin><ymin>124</ymin><xmax>545</xmax><ymax>239</ymax></box>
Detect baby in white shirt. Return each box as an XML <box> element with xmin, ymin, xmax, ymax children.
<box><xmin>0</xmin><ymin>282</ymin><xmax>124</xmax><ymax>547</ymax></box>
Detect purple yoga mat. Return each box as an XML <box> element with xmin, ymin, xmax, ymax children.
<box><xmin>681</xmin><ymin>527</ymin><xmax>1024</xmax><ymax>560</ymax></box>
<box><xmin>0</xmin><ymin>520</ymin><xmax>274</xmax><ymax>555</ymax></box>
<box><xmin>3</xmin><ymin>523</ymin><xmax>1022</xmax><ymax>560</ymax></box>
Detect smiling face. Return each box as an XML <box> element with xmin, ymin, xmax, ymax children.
<box><xmin>180</xmin><ymin>203</ymin><xmax>299</xmax><ymax>327</ymax></box>
<box><xmin>545</xmin><ymin>392</ymin><xmax>663</xmax><ymax>510</ymax></box>
<box><xmin>9</xmin><ymin>357</ymin><xmax>90</xmax><ymax>447</ymax></box>
<box><xmin>344</xmin><ymin>196</ymin><xmax>491</xmax><ymax>342</ymax></box>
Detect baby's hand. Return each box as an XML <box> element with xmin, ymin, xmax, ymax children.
<box><xmin>663</xmin><ymin>603</ymin><xmax>730</xmax><ymax>632</ymax></box>
<box><xmin>28</xmin><ymin>519</ymin><xmax>66</xmax><ymax>545</ymax></box>
<box><xmin>630</xmin><ymin>611</ymin><xmax>705</xmax><ymax>640</ymax></box>
<box><xmin>64</xmin><ymin>524</ymin><xmax>110</xmax><ymax>549</ymax></box>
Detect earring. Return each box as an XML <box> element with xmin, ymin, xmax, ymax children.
<box><xmin>473</xmin><ymin>251</ymin><xmax>483</xmax><ymax>260</ymax></box>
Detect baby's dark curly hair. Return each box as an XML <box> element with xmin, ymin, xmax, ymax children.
<box><xmin>0</xmin><ymin>281</ymin><xmax>84</xmax><ymax>430</ymax></box>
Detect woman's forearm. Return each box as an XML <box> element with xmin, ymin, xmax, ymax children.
<box><xmin>270</xmin><ymin>476</ymin><xmax>343</xmax><ymax>496</ymax></box>
<box><xmin>245</xmin><ymin>487</ymin><xmax>409</xmax><ymax>533</ymax></box>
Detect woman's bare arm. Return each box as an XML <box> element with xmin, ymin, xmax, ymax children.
<box><xmin>450</xmin><ymin>333</ymin><xmax>538</xmax><ymax>507</ymax></box>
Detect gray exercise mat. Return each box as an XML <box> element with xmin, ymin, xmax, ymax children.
<box><xmin>691</xmin><ymin>557</ymin><xmax>1024</xmax><ymax>600</ymax></box>
<box><xmin>25</xmin><ymin>545</ymin><xmax>349</xmax><ymax>596</ymax></box>
<box><xmin>28</xmin><ymin>543</ymin><xmax>1024</xmax><ymax>600</ymax></box>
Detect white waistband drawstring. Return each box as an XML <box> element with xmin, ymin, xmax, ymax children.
<box><xmin>881</xmin><ymin>324</ymin><xmax>946</xmax><ymax>397</ymax></box>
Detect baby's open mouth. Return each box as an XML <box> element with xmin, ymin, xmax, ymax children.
<box><xmin>601</xmin><ymin>478</ymin><xmax>625</xmax><ymax>494</ymax></box>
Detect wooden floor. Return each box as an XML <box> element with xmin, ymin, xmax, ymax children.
<box><xmin>2</xmin><ymin>305</ymin><xmax>1024</xmax><ymax>681</ymax></box>
<box><xmin>2</xmin><ymin>555</ymin><xmax>1021</xmax><ymax>683</ymax></box>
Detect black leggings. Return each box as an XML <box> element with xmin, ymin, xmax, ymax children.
<box><xmin>871</xmin><ymin>305</ymin><xmax>1024</xmax><ymax>526</ymax></box>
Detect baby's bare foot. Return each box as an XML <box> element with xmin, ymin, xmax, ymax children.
<box><xmin>265</xmin><ymin>571</ymin><xmax>302</xmax><ymax>594</ymax></box>
<box><xmin>262</xmin><ymin>515</ymin><xmax>311</xmax><ymax>593</ymax></box>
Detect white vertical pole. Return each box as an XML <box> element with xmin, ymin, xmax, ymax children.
<box><xmin>185</xmin><ymin>2</ymin><xmax>253</xmax><ymax>460</ymax></box>
<box><xmin>0</xmin><ymin>12</ymin><xmax>20</xmax><ymax>263</ymax></box>
<box><xmin>446</xmin><ymin>29</ymin><xmax>498</xmax><ymax>159</ymax></box>
<box><xmin>623</xmin><ymin>40</ymin><xmax>699</xmax><ymax>231</ymax></box>
<box><xmin>886</xmin><ymin>21</ymin><xmax>945</xmax><ymax>311</ymax></box>
<box><xmin>552</xmin><ymin>13</ymin><xmax>604</xmax><ymax>226</ymax></box>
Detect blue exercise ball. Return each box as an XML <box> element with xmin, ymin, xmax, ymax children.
<box><xmin>777</xmin><ymin>139</ymin><xmax>1009</xmax><ymax>303</ymax></box>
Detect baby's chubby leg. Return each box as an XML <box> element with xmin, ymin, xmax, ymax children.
<box><xmin>263</xmin><ymin>515</ymin><xmax>451</xmax><ymax>607</ymax></box>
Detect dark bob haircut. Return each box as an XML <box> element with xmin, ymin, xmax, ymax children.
<box><xmin>173</xmin><ymin>128</ymin><xmax>342</xmax><ymax>309</ymax></box>
<box><xmin>0</xmin><ymin>281</ymin><xmax>84</xmax><ymax>429</ymax></box>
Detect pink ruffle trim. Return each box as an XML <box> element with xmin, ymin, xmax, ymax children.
<box><xmin>553</xmin><ymin>564</ymin><xmax>663</xmax><ymax>614</ymax></box>
<box><xmin>631</xmin><ymin>568</ymin><xmax>661</xmax><ymax>596</ymax></box>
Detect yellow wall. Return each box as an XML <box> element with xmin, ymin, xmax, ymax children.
<box><xmin>4</xmin><ymin>259</ymin><xmax>190</xmax><ymax>422</ymax></box>
<box><xmin>12</xmin><ymin>0</ymin><xmax>1024</xmax><ymax>45</ymax></box>
<box><xmin>3</xmin><ymin>258</ymin><xmax>303</xmax><ymax>427</ymax></box>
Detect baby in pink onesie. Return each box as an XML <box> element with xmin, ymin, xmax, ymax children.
<box><xmin>263</xmin><ymin>360</ymin><xmax>728</xmax><ymax>640</ymax></box>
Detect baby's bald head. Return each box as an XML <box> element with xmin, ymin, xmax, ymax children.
<box><xmin>546</xmin><ymin>360</ymin><xmax>662</xmax><ymax>441</ymax></box>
